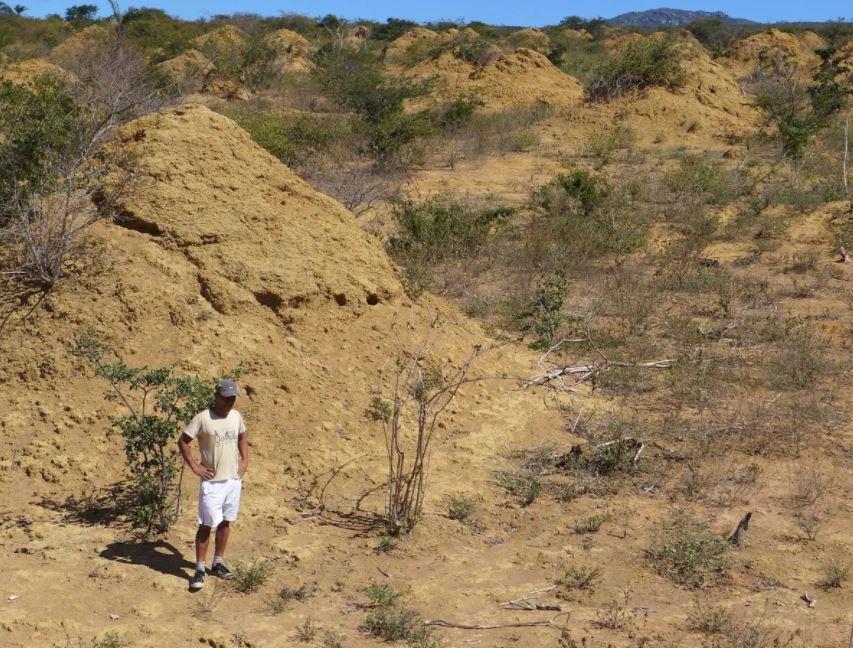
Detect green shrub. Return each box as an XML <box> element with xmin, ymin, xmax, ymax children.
<box><xmin>364</xmin><ymin>585</ymin><xmax>401</xmax><ymax>608</ymax></box>
<box><xmin>808</xmin><ymin>47</ymin><xmax>852</xmax><ymax>119</ymax></box>
<box><xmin>531</xmin><ymin>170</ymin><xmax>647</xmax><ymax>262</ymax></box>
<box><xmin>70</xmin><ymin>332</ymin><xmax>241</xmax><ymax>535</ymax></box>
<box><xmin>573</xmin><ymin>514</ymin><xmax>605</xmax><ymax>534</ymax></box>
<box><xmin>687</xmin><ymin>600</ymin><xmax>730</xmax><ymax>634</ymax></box>
<box><xmin>447</xmin><ymin>496</ymin><xmax>476</xmax><ymax>521</ymax></box>
<box><xmin>664</xmin><ymin>155</ymin><xmax>748</xmax><ymax>205</ymax></box>
<box><xmin>295</xmin><ymin>618</ymin><xmax>318</xmax><ymax>643</ymax></box>
<box><xmin>267</xmin><ymin>582</ymin><xmax>316</xmax><ymax>613</ymax></box>
<box><xmin>557</xmin><ymin>565</ymin><xmax>601</xmax><ymax>594</ymax></box>
<box><xmin>0</xmin><ymin>76</ymin><xmax>78</xmax><ymax>224</ymax></box>
<box><xmin>494</xmin><ymin>469</ymin><xmax>541</xmax><ymax>506</ymax></box>
<box><xmin>122</xmin><ymin>7</ymin><xmax>202</xmax><ymax>58</ymax></box>
<box><xmin>586</xmin><ymin>36</ymin><xmax>685</xmax><ymax>102</ymax></box>
<box><xmin>515</xmin><ymin>270</ymin><xmax>576</xmax><ymax>350</ymax></box>
<box><xmin>360</xmin><ymin>586</ymin><xmax>438</xmax><ymax>646</ymax></box>
<box><xmin>819</xmin><ymin>558</ymin><xmax>849</xmax><ymax>589</ymax></box>
<box><xmin>315</xmin><ymin>47</ymin><xmax>426</xmax><ymax>125</ymax></box>
<box><xmin>232</xmin><ymin>558</ymin><xmax>274</xmax><ymax>593</ymax></box>
<box><xmin>584</xmin><ymin>123</ymin><xmax>633</xmax><ymax>168</ymax></box>
<box><xmin>227</xmin><ymin>107</ymin><xmax>353</xmax><ymax>170</ymax></box>
<box><xmin>647</xmin><ymin>514</ymin><xmax>729</xmax><ymax>587</ymax></box>
<box><xmin>768</xmin><ymin>326</ymin><xmax>826</xmax><ymax>390</ymax></box>
<box><xmin>389</xmin><ymin>200</ymin><xmax>510</xmax><ymax>262</ymax></box>
<box><xmin>454</xmin><ymin>36</ymin><xmax>499</xmax><ymax>67</ymax></box>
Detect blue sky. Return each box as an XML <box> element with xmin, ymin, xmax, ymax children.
<box><xmin>33</xmin><ymin>1</ymin><xmax>851</xmax><ymax>25</ymax></box>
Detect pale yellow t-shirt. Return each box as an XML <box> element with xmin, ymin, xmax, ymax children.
<box><xmin>184</xmin><ymin>409</ymin><xmax>246</xmax><ymax>481</ymax></box>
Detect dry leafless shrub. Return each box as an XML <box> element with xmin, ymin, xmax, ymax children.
<box><xmin>1</xmin><ymin>29</ymin><xmax>175</xmax><ymax>296</ymax></box>
<box><xmin>370</xmin><ymin>322</ymin><xmax>483</xmax><ymax>533</ymax></box>
<box><xmin>789</xmin><ymin>464</ymin><xmax>830</xmax><ymax>541</ymax></box>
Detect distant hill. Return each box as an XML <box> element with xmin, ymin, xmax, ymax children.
<box><xmin>608</xmin><ymin>8</ymin><xmax>755</xmax><ymax>28</ymax></box>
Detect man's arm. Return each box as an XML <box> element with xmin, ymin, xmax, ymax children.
<box><xmin>178</xmin><ymin>433</ymin><xmax>215</xmax><ymax>480</ymax></box>
<box><xmin>237</xmin><ymin>431</ymin><xmax>249</xmax><ymax>478</ymax></box>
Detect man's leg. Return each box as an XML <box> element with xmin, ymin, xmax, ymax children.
<box><xmin>195</xmin><ymin>525</ymin><xmax>212</xmax><ymax>564</ymax></box>
<box><xmin>213</xmin><ymin>521</ymin><xmax>230</xmax><ymax>559</ymax></box>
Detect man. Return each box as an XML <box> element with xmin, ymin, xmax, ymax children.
<box><xmin>178</xmin><ymin>378</ymin><xmax>248</xmax><ymax>590</ymax></box>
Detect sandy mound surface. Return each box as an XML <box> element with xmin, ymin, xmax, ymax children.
<box><xmin>724</xmin><ymin>28</ymin><xmax>825</xmax><ymax>79</ymax></box>
<box><xmin>49</xmin><ymin>24</ymin><xmax>110</xmax><ymax>66</ymax></box>
<box><xmin>384</xmin><ymin>28</ymin><xmax>468</xmax><ymax>68</ymax></box>
<box><xmin>499</xmin><ymin>28</ymin><xmax>551</xmax><ymax>54</ymax></box>
<box><xmin>407</xmin><ymin>47</ymin><xmax>582</xmax><ymax>109</ymax></box>
<box><xmin>263</xmin><ymin>28</ymin><xmax>316</xmax><ymax>73</ymax></box>
<box><xmin>0</xmin><ymin>58</ymin><xmax>74</xmax><ymax>85</ymax></box>
<box><xmin>157</xmin><ymin>49</ymin><xmax>212</xmax><ymax>92</ymax></box>
<box><xmin>470</xmin><ymin>48</ymin><xmax>582</xmax><ymax>106</ymax></box>
<box><xmin>114</xmin><ymin>104</ymin><xmax>398</xmax><ymax>312</ymax></box>
<box><xmin>190</xmin><ymin>25</ymin><xmax>246</xmax><ymax>57</ymax></box>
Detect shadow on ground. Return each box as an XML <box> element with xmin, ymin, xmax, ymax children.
<box><xmin>100</xmin><ymin>540</ymin><xmax>195</xmax><ymax>580</ymax></box>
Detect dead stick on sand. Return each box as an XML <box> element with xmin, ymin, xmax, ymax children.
<box><xmin>424</xmin><ymin>612</ymin><xmax>568</xmax><ymax>630</ymax></box>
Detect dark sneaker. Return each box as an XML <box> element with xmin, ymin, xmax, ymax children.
<box><xmin>190</xmin><ymin>568</ymin><xmax>205</xmax><ymax>590</ymax></box>
<box><xmin>210</xmin><ymin>562</ymin><xmax>234</xmax><ymax>580</ymax></box>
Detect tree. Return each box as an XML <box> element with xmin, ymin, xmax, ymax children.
<box><xmin>71</xmin><ymin>331</ymin><xmax>244</xmax><ymax>536</ymax></box>
<box><xmin>13</xmin><ymin>4</ymin><xmax>25</xmax><ymax>14</ymax></box>
<box><xmin>64</xmin><ymin>4</ymin><xmax>98</xmax><ymax>22</ymax></box>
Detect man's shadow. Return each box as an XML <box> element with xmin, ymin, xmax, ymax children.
<box><xmin>100</xmin><ymin>540</ymin><xmax>195</xmax><ymax>582</ymax></box>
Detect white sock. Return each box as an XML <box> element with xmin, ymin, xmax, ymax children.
<box><xmin>196</xmin><ymin>561</ymin><xmax>205</xmax><ymax>571</ymax></box>
<box><xmin>213</xmin><ymin>555</ymin><xmax>223</xmax><ymax>566</ymax></box>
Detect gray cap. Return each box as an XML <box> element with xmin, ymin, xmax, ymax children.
<box><xmin>217</xmin><ymin>379</ymin><xmax>239</xmax><ymax>398</ymax></box>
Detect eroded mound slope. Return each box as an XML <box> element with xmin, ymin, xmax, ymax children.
<box><xmin>115</xmin><ymin>104</ymin><xmax>399</xmax><ymax>317</ymax></box>
<box><xmin>407</xmin><ymin>47</ymin><xmax>583</xmax><ymax>109</ymax></box>
<box><xmin>0</xmin><ymin>58</ymin><xmax>72</xmax><ymax>85</ymax></box>
<box><xmin>724</xmin><ymin>28</ymin><xmax>825</xmax><ymax>78</ymax></box>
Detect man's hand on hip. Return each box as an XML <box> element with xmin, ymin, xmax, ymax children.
<box><xmin>192</xmin><ymin>464</ymin><xmax>215</xmax><ymax>480</ymax></box>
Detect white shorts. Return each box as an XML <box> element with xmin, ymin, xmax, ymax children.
<box><xmin>198</xmin><ymin>478</ymin><xmax>242</xmax><ymax>528</ymax></box>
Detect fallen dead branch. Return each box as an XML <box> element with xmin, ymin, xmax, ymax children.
<box><xmin>424</xmin><ymin>612</ymin><xmax>568</xmax><ymax>630</ymax></box>
<box><xmin>521</xmin><ymin>359</ymin><xmax>674</xmax><ymax>391</ymax></box>
<box><xmin>501</xmin><ymin>585</ymin><xmax>560</xmax><ymax>611</ymax></box>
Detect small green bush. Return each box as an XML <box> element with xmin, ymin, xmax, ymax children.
<box><xmin>360</xmin><ymin>586</ymin><xmax>438</xmax><ymax>646</ymax></box>
<box><xmin>573</xmin><ymin>514</ymin><xmax>605</xmax><ymax>534</ymax></box>
<box><xmin>767</xmin><ymin>326</ymin><xmax>826</xmax><ymax>390</ymax></box>
<box><xmin>0</xmin><ymin>75</ymin><xmax>78</xmax><ymax>224</ymax></box>
<box><xmin>586</xmin><ymin>36</ymin><xmax>685</xmax><ymax>102</ymax></box>
<box><xmin>447</xmin><ymin>495</ymin><xmax>476</xmax><ymax>521</ymax></box>
<box><xmin>664</xmin><ymin>155</ymin><xmax>748</xmax><ymax>205</ymax></box>
<box><xmin>365</xmin><ymin>585</ymin><xmax>401</xmax><ymax>607</ymax></box>
<box><xmin>295</xmin><ymin>618</ymin><xmax>318</xmax><ymax>643</ymax></box>
<box><xmin>557</xmin><ymin>565</ymin><xmax>601</xmax><ymax>594</ymax></box>
<box><xmin>647</xmin><ymin>514</ymin><xmax>729</xmax><ymax>587</ymax></box>
<box><xmin>531</xmin><ymin>170</ymin><xmax>647</xmax><ymax>263</ymax></box>
<box><xmin>228</xmin><ymin>107</ymin><xmax>353</xmax><ymax>171</ymax></box>
<box><xmin>389</xmin><ymin>200</ymin><xmax>511</xmax><ymax>262</ymax></box>
<box><xmin>819</xmin><ymin>558</ymin><xmax>849</xmax><ymax>589</ymax></box>
<box><xmin>315</xmin><ymin>47</ymin><xmax>426</xmax><ymax>125</ymax></box>
<box><xmin>267</xmin><ymin>582</ymin><xmax>316</xmax><ymax>613</ymax></box>
<box><xmin>516</xmin><ymin>270</ymin><xmax>575</xmax><ymax>350</ymax></box>
<box><xmin>687</xmin><ymin>600</ymin><xmax>730</xmax><ymax>634</ymax></box>
<box><xmin>494</xmin><ymin>469</ymin><xmax>541</xmax><ymax>506</ymax></box>
<box><xmin>232</xmin><ymin>558</ymin><xmax>274</xmax><ymax>593</ymax></box>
